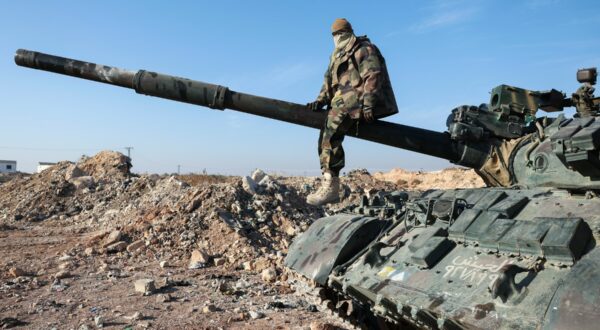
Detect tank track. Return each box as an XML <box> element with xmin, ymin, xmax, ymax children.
<box><xmin>289</xmin><ymin>271</ymin><xmax>416</xmax><ymax>330</ymax></box>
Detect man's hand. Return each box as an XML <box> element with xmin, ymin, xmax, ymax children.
<box><xmin>307</xmin><ymin>100</ymin><xmax>327</xmax><ymax>112</ymax></box>
<box><xmin>363</xmin><ymin>106</ymin><xmax>375</xmax><ymax>123</ymax></box>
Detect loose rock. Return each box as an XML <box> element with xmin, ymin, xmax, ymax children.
<box><xmin>126</xmin><ymin>240</ymin><xmax>145</xmax><ymax>253</ymax></box>
<box><xmin>64</xmin><ymin>164</ymin><xmax>85</xmax><ymax>181</ymax></box>
<box><xmin>189</xmin><ymin>249</ymin><xmax>209</xmax><ymax>269</ymax></box>
<box><xmin>261</xmin><ymin>267</ymin><xmax>277</xmax><ymax>283</ymax></box>
<box><xmin>155</xmin><ymin>293</ymin><xmax>171</xmax><ymax>303</ymax></box>
<box><xmin>102</xmin><ymin>230</ymin><xmax>122</xmax><ymax>247</ymax></box>
<box><xmin>134</xmin><ymin>279</ymin><xmax>156</xmax><ymax>295</ymax></box>
<box><xmin>106</xmin><ymin>241</ymin><xmax>127</xmax><ymax>253</ymax></box>
<box><xmin>249</xmin><ymin>310</ymin><xmax>265</xmax><ymax>320</ymax></box>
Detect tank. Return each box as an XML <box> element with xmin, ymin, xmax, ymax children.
<box><xmin>14</xmin><ymin>49</ymin><xmax>600</xmax><ymax>329</ymax></box>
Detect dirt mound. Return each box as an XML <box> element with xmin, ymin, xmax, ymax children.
<box><xmin>78</xmin><ymin>150</ymin><xmax>131</xmax><ymax>179</ymax></box>
<box><xmin>373</xmin><ymin>167</ymin><xmax>485</xmax><ymax>190</ymax></box>
<box><xmin>0</xmin><ymin>151</ymin><xmax>133</xmax><ymax>222</ymax></box>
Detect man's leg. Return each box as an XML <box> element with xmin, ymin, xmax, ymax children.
<box><xmin>308</xmin><ymin>108</ymin><xmax>355</xmax><ymax>206</ymax></box>
<box><xmin>319</xmin><ymin>108</ymin><xmax>355</xmax><ymax>175</ymax></box>
<box><xmin>326</xmin><ymin>115</ymin><xmax>356</xmax><ymax>176</ymax></box>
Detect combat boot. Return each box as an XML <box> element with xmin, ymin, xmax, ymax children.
<box><xmin>306</xmin><ymin>172</ymin><xmax>340</xmax><ymax>206</ymax></box>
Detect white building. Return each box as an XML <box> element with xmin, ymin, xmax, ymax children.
<box><xmin>37</xmin><ymin>162</ymin><xmax>56</xmax><ymax>173</ymax></box>
<box><xmin>0</xmin><ymin>160</ymin><xmax>17</xmax><ymax>173</ymax></box>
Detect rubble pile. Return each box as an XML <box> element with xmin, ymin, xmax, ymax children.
<box><xmin>0</xmin><ymin>152</ymin><xmax>399</xmax><ymax>267</ymax></box>
<box><xmin>0</xmin><ymin>150</ymin><xmax>477</xmax><ymax>328</ymax></box>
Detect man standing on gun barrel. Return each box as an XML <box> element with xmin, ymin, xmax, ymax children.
<box><xmin>306</xmin><ymin>18</ymin><xmax>399</xmax><ymax>206</ymax></box>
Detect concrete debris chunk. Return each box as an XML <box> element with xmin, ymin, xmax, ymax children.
<box><xmin>258</xmin><ymin>175</ymin><xmax>273</xmax><ymax>186</ymax></box>
<box><xmin>64</xmin><ymin>164</ymin><xmax>86</xmax><ymax>181</ymax></box>
<box><xmin>251</xmin><ymin>169</ymin><xmax>267</xmax><ymax>183</ymax></box>
<box><xmin>134</xmin><ymin>279</ymin><xmax>156</xmax><ymax>295</ymax></box>
<box><xmin>241</xmin><ymin>176</ymin><xmax>257</xmax><ymax>195</ymax></box>
<box><xmin>189</xmin><ymin>249</ymin><xmax>210</xmax><ymax>269</ymax></box>
<box><xmin>258</xmin><ymin>175</ymin><xmax>279</xmax><ymax>191</ymax></box>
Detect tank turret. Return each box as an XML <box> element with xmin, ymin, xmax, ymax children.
<box><xmin>445</xmin><ymin>69</ymin><xmax>600</xmax><ymax>188</ymax></box>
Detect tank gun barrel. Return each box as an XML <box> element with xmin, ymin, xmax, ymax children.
<box><xmin>14</xmin><ymin>49</ymin><xmax>483</xmax><ymax>167</ymax></box>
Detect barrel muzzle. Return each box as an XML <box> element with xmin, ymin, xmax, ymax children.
<box><xmin>15</xmin><ymin>48</ymin><xmax>136</xmax><ymax>88</ymax></box>
<box><xmin>14</xmin><ymin>49</ymin><xmax>37</xmax><ymax>68</ymax></box>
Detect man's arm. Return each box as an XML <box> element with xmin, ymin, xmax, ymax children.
<box><xmin>355</xmin><ymin>44</ymin><xmax>383</xmax><ymax>122</ymax></box>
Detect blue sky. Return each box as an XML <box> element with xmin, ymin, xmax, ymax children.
<box><xmin>1</xmin><ymin>0</ymin><xmax>599</xmax><ymax>175</ymax></box>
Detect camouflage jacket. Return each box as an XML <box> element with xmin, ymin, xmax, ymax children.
<box><xmin>316</xmin><ymin>35</ymin><xmax>398</xmax><ymax>120</ymax></box>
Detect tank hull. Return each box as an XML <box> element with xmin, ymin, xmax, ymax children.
<box><xmin>286</xmin><ymin>187</ymin><xmax>600</xmax><ymax>329</ymax></box>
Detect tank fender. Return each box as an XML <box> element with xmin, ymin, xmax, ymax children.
<box><xmin>285</xmin><ymin>214</ymin><xmax>386</xmax><ymax>285</ymax></box>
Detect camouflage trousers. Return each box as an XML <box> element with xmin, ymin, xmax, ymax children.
<box><xmin>318</xmin><ymin>107</ymin><xmax>358</xmax><ymax>177</ymax></box>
